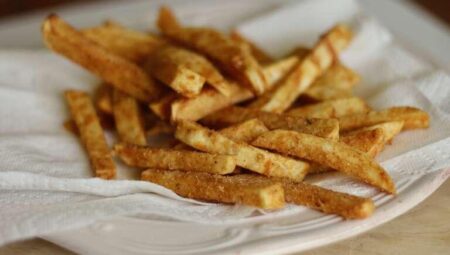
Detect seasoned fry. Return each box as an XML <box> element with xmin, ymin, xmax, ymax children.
<box><xmin>112</xmin><ymin>89</ymin><xmax>147</xmax><ymax>145</ymax></box>
<box><xmin>310</xmin><ymin>62</ymin><xmax>360</xmax><ymax>90</ymax></box>
<box><xmin>358</xmin><ymin>121</ymin><xmax>404</xmax><ymax>143</ymax></box>
<box><xmin>42</xmin><ymin>14</ymin><xmax>162</xmax><ymax>102</ymax></box>
<box><xmin>95</xmin><ymin>83</ymin><xmax>113</xmax><ymax>114</ymax></box>
<box><xmin>303</xmin><ymin>84</ymin><xmax>352</xmax><ymax>101</ymax></box>
<box><xmin>339</xmin><ymin>106</ymin><xmax>429</xmax><ymax>131</ymax></box>
<box><xmin>230</xmin><ymin>31</ymin><xmax>273</xmax><ymax>64</ymax></box>
<box><xmin>220</xmin><ymin>119</ymin><xmax>269</xmax><ymax>143</ymax></box>
<box><xmin>201</xmin><ymin>106</ymin><xmax>339</xmax><ymax>139</ymax></box>
<box><xmin>288</xmin><ymin>97</ymin><xmax>369</xmax><ymax>118</ymax></box>
<box><xmin>157</xmin><ymin>7</ymin><xmax>268</xmax><ymax>95</ymax></box>
<box><xmin>251</xmin><ymin>25</ymin><xmax>353</xmax><ymax>113</ymax></box>
<box><xmin>141</xmin><ymin>169</ymin><xmax>285</xmax><ymax>209</ymax></box>
<box><xmin>81</xmin><ymin>20</ymin><xmax>162</xmax><ymax>63</ymax></box>
<box><xmin>340</xmin><ymin>128</ymin><xmax>386</xmax><ymax>158</ymax></box>
<box><xmin>115</xmin><ymin>143</ymin><xmax>236</xmax><ymax>174</ymax></box>
<box><xmin>252</xmin><ymin>130</ymin><xmax>396</xmax><ymax>193</ymax></box>
<box><xmin>171</xmin><ymin>83</ymin><xmax>253</xmax><ymax>122</ymax></box>
<box><xmin>149</xmin><ymin>92</ymin><xmax>177</xmax><ymax>120</ymax></box>
<box><xmin>263</xmin><ymin>55</ymin><xmax>300</xmax><ymax>86</ymax></box>
<box><xmin>147</xmin><ymin>121</ymin><xmax>175</xmax><ymax>136</ymax></box>
<box><xmin>175</xmin><ymin>120</ymin><xmax>309</xmax><ymax>181</ymax></box>
<box><xmin>65</xmin><ymin>90</ymin><xmax>115</xmax><ymax>179</ymax></box>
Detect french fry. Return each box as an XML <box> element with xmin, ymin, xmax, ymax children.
<box><xmin>288</xmin><ymin>97</ymin><xmax>369</xmax><ymax>118</ymax></box>
<box><xmin>310</xmin><ymin>62</ymin><xmax>360</xmax><ymax>90</ymax></box>
<box><xmin>340</xmin><ymin>128</ymin><xmax>386</xmax><ymax>158</ymax></box>
<box><xmin>81</xmin><ymin>20</ymin><xmax>162</xmax><ymax>63</ymax></box>
<box><xmin>339</xmin><ymin>106</ymin><xmax>429</xmax><ymax>131</ymax></box>
<box><xmin>263</xmin><ymin>55</ymin><xmax>300</xmax><ymax>86</ymax></box>
<box><xmin>252</xmin><ymin>130</ymin><xmax>396</xmax><ymax>193</ymax></box>
<box><xmin>112</xmin><ymin>89</ymin><xmax>147</xmax><ymax>145</ymax></box>
<box><xmin>115</xmin><ymin>143</ymin><xmax>236</xmax><ymax>174</ymax></box>
<box><xmin>65</xmin><ymin>90</ymin><xmax>116</xmax><ymax>179</ymax></box>
<box><xmin>42</xmin><ymin>14</ymin><xmax>162</xmax><ymax>102</ymax></box>
<box><xmin>149</xmin><ymin>92</ymin><xmax>178</xmax><ymax>120</ymax></box>
<box><xmin>95</xmin><ymin>83</ymin><xmax>113</xmax><ymax>114</ymax></box>
<box><xmin>147</xmin><ymin>121</ymin><xmax>175</xmax><ymax>136</ymax></box>
<box><xmin>251</xmin><ymin>25</ymin><xmax>352</xmax><ymax>113</ymax></box>
<box><xmin>201</xmin><ymin>106</ymin><xmax>339</xmax><ymax>139</ymax></box>
<box><xmin>220</xmin><ymin>119</ymin><xmax>269</xmax><ymax>143</ymax></box>
<box><xmin>358</xmin><ymin>121</ymin><xmax>404</xmax><ymax>143</ymax></box>
<box><xmin>175</xmin><ymin>120</ymin><xmax>309</xmax><ymax>181</ymax></box>
<box><xmin>157</xmin><ymin>7</ymin><xmax>268</xmax><ymax>95</ymax></box>
<box><xmin>141</xmin><ymin>169</ymin><xmax>285</xmax><ymax>209</ymax></box>
<box><xmin>230</xmin><ymin>31</ymin><xmax>273</xmax><ymax>64</ymax></box>
<box><xmin>171</xmin><ymin>83</ymin><xmax>253</xmax><ymax>122</ymax></box>
<box><xmin>303</xmin><ymin>85</ymin><xmax>352</xmax><ymax>101</ymax></box>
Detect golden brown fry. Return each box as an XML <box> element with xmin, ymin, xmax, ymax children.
<box><xmin>147</xmin><ymin>121</ymin><xmax>175</xmax><ymax>136</ymax></box>
<box><xmin>359</xmin><ymin>121</ymin><xmax>404</xmax><ymax>143</ymax></box>
<box><xmin>81</xmin><ymin>21</ymin><xmax>162</xmax><ymax>63</ymax></box>
<box><xmin>175</xmin><ymin>120</ymin><xmax>309</xmax><ymax>181</ymax></box>
<box><xmin>141</xmin><ymin>169</ymin><xmax>285</xmax><ymax>209</ymax></box>
<box><xmin>252</xmin><ymin>25</ymin><xmax>353</xmax><ymax>113</ymax></box>
<box><xmin>65</xmin><ymin>90</ymin><xmax>116</xmax><ymax>179</ymax></box>
<box><xmin>201</xmin><ymin>106</ymin><xmax>339</xmax><ymax>139</ymax></box>
<box><xmin>340</xmin><ymin>128</ymin><xmax>386</xmax><ymax>158</ymax></box>
<box><xmin>288</xmin><ymin>97</ymin><xmax>369</xmax><ymax>118</ymax></box>
<box><xmin>95</xmin><ymin>83</ymin><xmax>113</xmax><ymax>115</ymax></box>
<box><xmin>42</xmin><ymin>14</ymin><xmax>162</xmax><ymax>102</ymax></box>
<box><xmin>303</xmin><ymin>85</ymin><xmax>352</xmax><ymax>101</ymax></box>
<box><xmin>311</xmin><ymin>62</ymin><xmax>360</xmax><ymax>90</ymax></box>
<box><xmin>339</xmin><ymin>106</ymin><xmax>429</xmax><ymax>131</ymax></box>
<box><xmin>252</xmin><ymin>130</ymin><xmax>396</xmax><ymax>193</ymax></box>
<box><xmin>157</xmin><ymin>7</ymin><xmax>268</xmax><ymax>95</ymax></box>
<box><xmin>230</xmin><ymin>31</ymin><xmax>273</xmax><ymax>64</ymax></box>
<box><xmin>115</xmin><ymin>143</ymin><xmax>235</xmax><ymax>174</ymax></box>
<box><xmin>149</xmin><ymin>92</ymin><xmax>178</xmax><ymax>120</ymax></box>
<box><xmin>220</xmin><ymin>119</ymin><xmax>269</xmax><ymax>143</ymax></box>
<box><xmin>171</xmin><ymin>83</ymin><xmax>253</xmax><ymax>122</ymax></box>
<box><xmin>63</xmin><ymin>119</ymin><xmax>79</xmax><ymax>135</ymax></box>
<box><xmin>263</xmin><ymin>55</ymin><xmax>300</xmax><ymax>86</ymax></box>
<box><xmin>112</xmin><ymin>89</ymin><xmax>147</xmax><ymax>145</ymax></box>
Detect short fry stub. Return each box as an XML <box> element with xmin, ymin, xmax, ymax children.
<box><xmin>141</xmin><ymin>169</ymin><xmax>285</xmax><ymax>209</ymax></box>
<box><xmin>65</xmin><ymin>90</ymin><xmax>116</xmax><ymax>179</ymax></box>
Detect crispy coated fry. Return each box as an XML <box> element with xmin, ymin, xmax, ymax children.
<box><xmin>252</xmin><ymin>25</ymin><xmax>352</xmax><ymax>113</ymax></box>
<box><xmin>141</xmin><ymin>169</ymin><xmax>285</xmax><ymax>209</ymax></box>
<box><xmin>65</xmin><ymin>90</ymin><xmax>115</xmax><ymax>179</ymax></box>
<box><xmin>157</xmin><ymin>7</ymin><xmax>268</xmax><ymax>95</ymax></box>
<box><xmin>339</xmin><ymin>106</ymin><xmax>429</xmax><ymax>131</ymax></box>
<box><xmin>340</xmin><ymin>128</ymin><xmax>386</xmax><ymax>158</ymax></box>
<box><xmin>201</xmin><ymin>106</ymin><xmax>339</xmax><ymax>139</ymax></box>
<box><xmin>220</xmin><ymin>119</ymin><xmax>269</xmax><ymax>143</ymax></box>
<box><xmin>147</xmin><ymin>121</ymin><xmax>174</xmax><ymax>136</ymax></box>
<box><xmin>81</xmin><ymin>21</ymin><xmax>162</xmax><ymax>63</ymax></box>
<box><xmin>288</xmin><ymin>97</ymin><xmax>369</xmax><ymax>118</ymax></box>
<box><xmin>303</xmin><ymin>85</ymin><xmax>352</xmax><ymax>101</ymax></box>
<box><xmin>112</xmin><ymin>89</ymin><xmax>147</xmax><ymax>145</ymax></box>
<box><xmin>149</xmin><ymin>92</ymin><xmax>177</xmax><ymax>120</ymax></box>
<box><xmin>263</xmin><ymin>55</ymin><xmax>299</xmax><ymax>86</ymax></box>
<box><xmin>231</xmin><ymin>31</ymin><xmax>273</xmax><ymax>64</ymax></box>
<box><xmin>358</xmin><ymin>121</ymin><xmax>404</xmax><ymax>143</ymax></box>
<box><xmin>252</xmin><ymin>130</ymin><xmax>396</xmax><ymax>193</ymax></box>
<box><xmin>171</xmin><ymin>83</ymin><xmax>253</xmax><ymax>122</ymax></box>
<box><xmin>95</xmin><ymin>83</ymin><xmax>113</xmax><ymax>114</ymax></box>
<box><xmin>175</xmin><ymin>120</ymin><xmax>309</xmax><ymax>181</ymax></box>
<box><xmin>115</xmin><ymin>143</ymin><xmax>235</xmax><ymax>174</ymax></box>
<box><xmin>311</xmin><ymin>62</ymin><xmax>360</xmax><ymax>90</ymax></box>
<box><xmin>42</xmin><ymin>14</ymin><xmax>162</xmax><ymax>102</ymax></box>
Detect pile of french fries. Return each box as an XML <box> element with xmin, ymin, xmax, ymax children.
<box><xmin>42</xmin><ymin>7</ymin><xmax>430</xmax><ymax>219</ymax></box>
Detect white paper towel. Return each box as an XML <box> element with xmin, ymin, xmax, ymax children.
<box><xmin>0</xmin><ymin>0</ymin><xmax>449</xmax><ymax>245</ymax></box>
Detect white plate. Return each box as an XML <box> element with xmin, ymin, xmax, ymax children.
<box><xmin>2</xmin><ymin>0</ymin><xmax>449</xmax><ymax>254</ymax></box>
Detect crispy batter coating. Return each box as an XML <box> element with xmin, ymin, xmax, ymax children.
<box><xmin>252</xmin><ymin>25</ymin><xmax>353</xmax><ymax>113</ymax></box>
<box><xmin>252</xmin><ymin>130</ymin><xmax>396</xmax><ymax>193</ymax></box>
<box><xmin>141</xmin><ymin>170</ymin><xmax>285</xmax><ymax>209</ymax></box>
<box><xmin>65</xmin><ymin>90</ymin><xmax>116</xmax><ymax>179</ymax></box>
<box><xmin>42</xmin><ymin>14</ymin><xmax>162</xmax><ymax>102</ymax></box>
<box><xmin>175</xmin><ymin>120</ymin><xmax>309</xmax><ymax>181</ymax></box>
<box><xmin>81</xmin><ymin>20</ymin><xmax>163</xmax><ymax>64</ymax></box>
<box><xmin>339</xmin><ymin>107</ymin><xmax>429</xmax><ymax>131</ymax></box>
<box><xmin>288</xmin><ymin>97</ymin><xmax>369</xmax><ymax>118</ymax></box>
<box><xmin>112</xmin><ymin>89</ymin><xmax>147</xmax><ymax>145</ymax></box>
<box><xmin>220</xmin><ymin>119</ymin><xmax>269</xmax><ymax>143</ymax></box>
<box><xmin>157</xmin><ymin>7</ymin><xmax>267</xmax><ymax>95</ymax></box>
<box><xmin>115</xmin><ymin>144</ymin><xmax>235</xmax><ymax>174</ymax></box>
<box><xmin>171</xmin><ymin>83</ymin><xmax>253</xmax><ymax>122</ymax></box>
<box><xmin>201</xmin><ymin>106</ymin><xmax>339</xmax><ymax>140</ymax></box>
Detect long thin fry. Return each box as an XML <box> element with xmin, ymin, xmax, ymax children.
<box><xmin>175</xmin><ymin>120</ymin><xmax>309</xmax><ymax>181</ymax></box>
<box><xmin>339</xmin><ymin>106</ymin><xmax>429</xmax><ymax>131</ymax></box>
<box><xmin>263</xmin><ymin>55</ymin><xmax>300</xmax><ymax>86</ymax></box>
<box><xmin>303</xmin><ymin>85</ymin><xmax>352</xmax><ymax>101</ymax></box>
<box><xmin>201</xmin><ymin>106</ymin><xmax>339</xmax><ymax>139</ymax></box>
<box><xmin>252</xmin><ymin>25</ymin><xmax>353</xmax><ymax>113</ymax></box>
<box><xmin>141</xmin><ymin>169</ymin><xmax>285</xmax><ymax>209</ymax></box>
<box><xmin>310</xmin><ymin>62</ymin><xmax>360</xmax><ymax>90</ymax></box>
<box><xmin>358</xmin><ymin>121</ymin><xmax>404</xmax><ymax>143</ymax></box>
<box><xmin>149</xmin><ymin>92</ymin><xmax>178</xmax><ymax>120</ymax></box>
<box><xmin>115</xmin><ymin>144</ymin><xmax>236</xmax><ymax>174</ymax></box>
<box><xmin>42</xmin><ymin>14</ymin><xmax>162</xmax><ymax>102</ymax></box>
<box><xmin>252</xmin><ymin>130</ymin><xmax>396</xmax><ymax>193</ymax></box>
<box><xmin>157</xmin><ymin>7</ymin><xmax>268</xmax><ymax>95</ymax></box>
<box><xmin>112</xmin><ymin>89</ymin><xmax>147</xmax><ymax>145</ymax></box>
<box><xmin>288</xmin><ymin>97</ymin><xmax>369</xmax><ymax>118</ymax></box>
<box><xmin>65</xmin><ymin>90</ymin><xmax>116</xmax><ymax>179</ymax></box>
<box><xmin>340</xmin><ymin>128</ymin><xmax>386</xmax><ymax>158</ymax></box>
<box><xmin>95</xmin><ymin>83</ymin><xmax>113</xmax><ymax>114</ymax></box>
<box><xmin>220</xmin><ymin>119</ymin><xmax>269</xmax><ymax>143</ymax></box>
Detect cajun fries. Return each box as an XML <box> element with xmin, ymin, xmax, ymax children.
<box><xmin>219</xmin><ymin>119</ymin><xmax>269</xmax><ymax>143</ymax></box>
<box><xmin>252</xmin><ymin>130</ymin><xmax>396</xmax><ymax>193</ymax></box>
<box><xmin>65</xmin><ymin>90</ymin><xmax>116</xmax><ymax>179</ymax></box>
<box><xmin>288</xmin><ymin>97</ymin><xmax>369</xmax><ymax>118</ymax></box>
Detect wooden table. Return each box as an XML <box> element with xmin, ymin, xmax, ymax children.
<box><xmin>0</xmin><ymin>179</ymin><xmax>448</xmax><ymax>255</ymax></box>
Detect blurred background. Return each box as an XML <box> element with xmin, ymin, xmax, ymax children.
<box><xmin>0</xmin><ymin>0</ymin><xmax>448</xmax><ymax>25</ymax></box>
